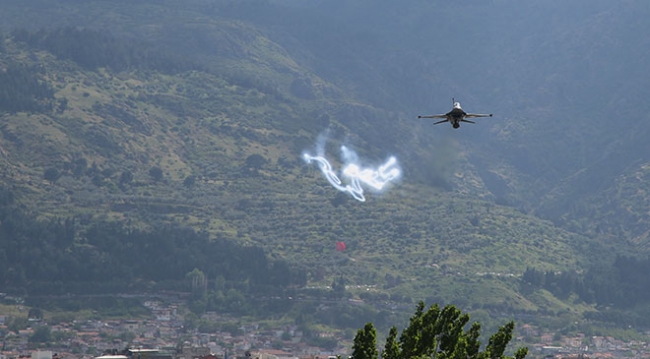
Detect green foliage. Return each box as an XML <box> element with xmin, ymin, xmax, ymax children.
<box><xmin>119</xmin><ymin>170</ymin><xmax>134</xmax><ymax>187</ymax></box>
<box><xmin>245</xmin><ymin>154</ymin><xmax>267</xmax><ymax>170</ymax></box>
<box><xmin>148</xmin><ymin>166</ymin><xmax>164</xmax><ymax>182</ymax></box>
<box><xmin>368</xmin><ymin>302</ymin><xmax>527</xmax><ymax>359</ymax></box>
<box><xmin>51</xmin><ymin>329</ymin><xmax>76</xmax><ymax>342</ymax></box>
<box><xmin>0</xmin><ymin>192</ymin><xmax>305</xmax><ymax>299</ymax></box>
<box><xmin>29</xmin><ymin>325</ymin><xmax>51</xmax><ymax>344</ymax></box>
<box><xmin>6</xmin><ymin>316</ymin><xmax>28</xmax><ymax>334</ymax></box>
<box><xmin>28</xmin><ymin>308</ymin><xmax>43</xmax><ymax>320</ymax></box>
<box><xmin>398</xmin><ymin>303</ymin><xmax>473</xmax><ymax>358</ymax></box>
<box><xmin>0</xmin><ymin>62</ymin><xmax>54</xmax><ymax>113</ymax></box>
<box><xmin>11</xmin><ymin>27</ymin><xmax>198</xmax><ymax>74</ymax></box>
<box><xmin>352</xmin><ymin>322</ymin><xmax>378</xmax><ymax>359</ymax></box>
<box><xmin>183</xmin><ymin>175</ymin><xmax>196</xmax><ymax>188</ymax></box>
<box><xmin>381</xmin><ymin>326</ymin><xmax>399</xmax><ymax>359</ymax></box>
<box><xmin>332</xmin><ymin>275</ymin><xmax>347</xmax><ymax>295</ymax></box>
<box><xmin>523</xmin><ymin>256</ymin><xmax>650</xmax><ymax>315</ymax></box>
<box><xmin>1</xmin><ymin>0</ymin><xmax>650</xmax><ymax>337</ymax></box>
<box><xmin>43</xmin><ymin>168</ymin><xmax>61</xmax><ymax>183</ymax></box>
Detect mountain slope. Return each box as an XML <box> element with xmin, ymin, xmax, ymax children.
<box><xmin>193</xmin><ymin>0</ymin><xmax>650</xmax><ymax>250</ymax></box>
<box><xmin>0</xmin><ymin>25</ymin><xmax>595</xmax><ymax>314</ymax></box>
<box><xmin>2</xmin><ymin>0</ymin><xmax>649</xmax><ymax>334</ymax></box>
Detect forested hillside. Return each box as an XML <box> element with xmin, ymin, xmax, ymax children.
<box><xmin>1</xmin><ymin>0</ymin><xmax>650</xmax><ymax>335</ymax></box>
<box><xmin>0</xmin><ymin>185</ymin><xmax>304</xmax><ymax>296</ymax></box>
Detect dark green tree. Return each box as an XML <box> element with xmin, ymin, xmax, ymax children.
<box><xmin>482</xmin><ymin>321</ymin><xmax>528</xmax><ymax>359</ymax></box>
<box><xmin>7</xmin><ymin>316</ymin><xmax>28</xmax><ymax>334</ymax></box>
<box><xmin>119</xmin><ymin>170</ymin><xmax>134</xmax><ymax>188</ymax></box>
<box><xmin>382</xmin><ymin>326</ymin><xmax>400</xmax><ymax>359</ymax></box>
<box><xmin>332</xmin><ymin>275</ymin><xmax>346</xmax><ymax>294</ymax></box>
<box><xmin>0</xmin><ymin>62</ymin><xmax>54</xmax><ymax>113</ymax></box>
<box><xmin>243</xmin><ymin>154</ymin><xmax>267</xmax><ymax>175</ymax></box>
<box><xmin>43</xmin><ymin>168</ymin><xmax>61</xmax><ymax>183</ymax></box>
<box><xmin>183</xmin><ymin>175</ymin><xmax>197</xmax><ymax>188</ymax></box>
<box><xmin>29</xmin><ymin>325</ymin><xmax>51</xmax><ymax>344</ymax></box>
<box><xmin>352</xmin><ymin>322</ymin><xmax>378</xmax><ymax>359</ymax></box>
<box><xmin>245</xmin><ymin>154</ymin><xmax>267</xmax><ymax>169</ymax></box>
<box><xmin>149</xmin><ymin>166</ymin><xmax>164</xmax><ymax>182</ymax></box>
<box><xmin>358</xmin><ymin>302</ymin><xmax>527</xmax><ymax>359</ymax></box>
<box><xmin>28</xmin><ymin>308</ymin><xmax>43</xmax><ymax>320</ymax></box>
<box><xmin>70</xmin><ymin>157</ymin><xmax>88</xmax><ymax>178</ymax></box>
<box><xmin>398</xmin><ymin>301</ymin><xmax>426</xmax><ymax>357</ymax></box>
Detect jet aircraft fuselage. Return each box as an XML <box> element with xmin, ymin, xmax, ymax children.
<box><xmin>418</xmin><ymin>99</ymin><xmax>492</xmax><ymax>129</ymax></box>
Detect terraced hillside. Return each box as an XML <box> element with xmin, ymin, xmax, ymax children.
<box><xmin>1</xmin><ymin>0</ymin><xmax>649</xmax><ymax>335</ymax></box>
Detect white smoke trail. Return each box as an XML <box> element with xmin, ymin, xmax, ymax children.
<box><xmin>303</xmin><ymin>143</ymin><xmax>401</xmax><ymax>202</ymax></box>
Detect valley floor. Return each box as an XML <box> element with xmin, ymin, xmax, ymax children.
<box><xmin>2</xmin><ymin>294</ymin><xmax>650</xmax><ymax>359</ymax></box>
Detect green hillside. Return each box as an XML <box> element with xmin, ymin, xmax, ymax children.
<box><xmin>2</xmin><ymin>0</ymin><xmax>650</xmax><ymax>337</ymax></box>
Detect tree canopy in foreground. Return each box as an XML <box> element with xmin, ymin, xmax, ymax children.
<box><xmin>352</xmin><ymin>302</ymin><xmax>528</xmax><ymax>359</ymax></box>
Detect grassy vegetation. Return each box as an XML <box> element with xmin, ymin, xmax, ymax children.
<box><xmin>2</xmin><ymin>2</ymin><xmax>649</xmax><ymax>339</ymax></box>
<box><xmin>0</xmin><ymin>30</ymin><xmax>598</xmax><ymax>331</ymax></box>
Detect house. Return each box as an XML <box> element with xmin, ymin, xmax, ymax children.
<box><xmin>175</xmin><ymin>346</ymin><xmax>210</xmax><ymax>359</ymax></box>
<box><xmin>95</xmin><ymin>355</ymin><xmax>129</xmax><ymax>359</ymax></box>
<box><xmin>126</xmin><ymin>348</ymin><xmax>173</xmax><ymax>359</ymax></box>
<box><xmin>251</xmin><ymin>349</ymin><xmax>298</xmax><ymax>359</ymax></box>
<box><xmin>32</xmin><ymin>351</ymin><xmax>53</xmax><ymax>359</ymax></box>
<box><xmin>122</xmin><ymin>321</ymin><xmax>141</xmax><ymax>332</ymax></box>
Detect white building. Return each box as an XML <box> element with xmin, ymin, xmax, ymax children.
<box><xmin>32</xmin><ymin>351</ymin><xmax>53</xmax><ymax>359</ymax></box>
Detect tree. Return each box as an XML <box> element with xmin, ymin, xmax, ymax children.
<box><xmin>483</xmin><ymin>321</ymin><xmax>528</xmax><ymax>359</ymax></box>
<box><xmin>28</xmin><ymin>308</ymin><xmax>43</xmax><ymax>321</ymax></box>
<box><xmin>352</xmin><ymin>322</ymin><xmax>378</xmax><ymax>359</ymax></box>
<box><xmin>7</xmin><ymin>316</ymin><xmax>28</xmax><ymax>334</ymax></box>
<box><xmin>186</xmin><ymin>268</ymin><xmax>207</xmax><ymax>295</ymax></box>
<box><xmin>183</xmin><ymin>175</ymin><xmax>197</xmax><ymax>188</ymax></box>
<box><xmin>149</xmin><ymin>166</ymin><xmax>164</xmax><ymax>182</ymax></box>
<box><xmin>29</xmin><ymin>325</ymin><xmax>51</xmax><ymax>344</ymax></box>
<box><xmin>43</xmin><ymin>168</ymin><xmax>61</xmax><ymax>183</ymax></box>
<box><xmin>332</xmin><ymin>274</ymin><xmax>347</xmax><ymax>295</ymax></box>
<box><xmin>356</xmin><ymin>302</ymin><xmax>527</xmax><ymax>359</ymax></box>
<box><xmin>71</xmin><ymin>157</ymin><xmax>88</xmax><ymax>178</ymax></box>
<box><xmin>382</xmin><ymin>326</ymin><xmax>400</xmax><ymax>359</ymax></box>
<box><xmin>244</xmin><ymin>154</ymin><xmax>267</xmax><ymax>172</ymax></box>
<box><xmin>119</xmin><ymin>170</ymin><xmax>134</xmax><ymax>187</ymax></box>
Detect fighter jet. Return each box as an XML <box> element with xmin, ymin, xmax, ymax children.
<box><xmin>418</xmin><ymin>98</ymin><xmax>493</xmax><ymax>129</ymax></box>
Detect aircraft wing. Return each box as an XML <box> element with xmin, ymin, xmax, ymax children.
<box><xmin>465</xmin><ymin>113</ymin><xmax>493</xmax><ymax>118</ymax></box>
<box><xmin>417</xmin><ymin>114</ymin><xmax>448</xmax><ymax>119</ymax></box>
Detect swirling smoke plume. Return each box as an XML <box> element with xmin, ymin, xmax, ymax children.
<box><xmin>302</xmin><ymin>135</ymin><xmax>401</xmax><ymax>202</ymax></box>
